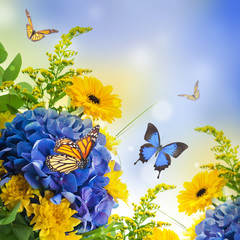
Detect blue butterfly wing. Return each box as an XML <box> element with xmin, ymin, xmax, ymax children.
<box><xmin>162</xmin><ymin>142</ymin><xmax>188</xmax><ymax>158</ymax></box>
<box><xmin>154</xmin><ymin>142</ymin><xmax>188</xmax><ymax>178</ymax></box>
<box><xmin>144</xmin><ymin>123</ymin><xmax>160</xmax><ymax>148</ymax></box>
<box><xmin>154</xmin><ymin>151</ymin><xmax>171</xmax><ymax>178</ymax></box>
<box><xmin>134</xmin><ymin>143</ymin><xmax>157</xmax><ymax>164</ymax></box>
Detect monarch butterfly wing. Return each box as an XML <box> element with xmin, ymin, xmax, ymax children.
<box><xmin>36</xmin><ymin>29</ymin><xmax>59</xmax><ymax>35</ymax></box>
<box><xmin>193</xmin><ymin>80</ymin><xmax>199</xmax><ymax>94</ymax></box>
<box><xmin>154</xmin><ymin>151</ymin><xmax>171</xmax><ymax>178</ymax></box>
<box><xmin>134</xmin><ymin>143</ymin><xmax>157</xmax><ymax>165</ymax></box>
<box><xmin>144</xmin><ymin>123</ymin><xmax>160</xmax><ymax>148</ymax></box>
<box><xmin>178</xmin><ymin>94</ymin><xmax>192</xmax><ymax>98</ymax></box>
<box><xmin>26</xmin><ymin>24</ymin><xmax>33</xmax><ymax>39</ymax></box>
<box><xmin>193</xmin><ymin>89</ymin><xmax>200</xmax><ymax>100</ymax></box>
<box><xmin>25</xmin><ymin>9</ymin><xmax>33</xmax><ymax>28</ymax></box>
<box><xmin>30</xmin><ymin>32</ymin><xmax>45</xmax><ymax>42</ymax></box>
<box><xmin>46</xmin><ymin>154</ymin><xmax>78</xmax><ymax>174</ymax></box>
<box><xmin>75</xmin><ymin>125</ymin><xmax>100</xmax><ymax>159</ymax></box>
<box><xmin>54</xmin><ymin>138</ymin><xmax>82</xmax><ymax>159</ymax></box>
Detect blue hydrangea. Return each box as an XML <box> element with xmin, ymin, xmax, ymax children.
<box><xmin>195</xmin><ymin>197</ymin><xmax>240</xmax><ymax>240</ymax></box>
<box><xmin>0</xmin><ymin>108</ymin><xmax>115</xmax><ymax>230</ymax></box>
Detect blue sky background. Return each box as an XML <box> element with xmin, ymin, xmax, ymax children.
<box><xmin>1</xmin><ymin>0</ymin><xmax>240</xmax><ymax>237</ymax></box>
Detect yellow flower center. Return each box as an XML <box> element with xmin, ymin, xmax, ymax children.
<box><xmin>196</xmin><ymin>188</ymin><xmax>207</xmax><ymax>197</ymax></box>
<box><xmin>88</xmin><ymin>94</ymin><xmax>100</xmax><ymax>104</ymax></box>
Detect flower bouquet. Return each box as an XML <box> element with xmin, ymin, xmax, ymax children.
<box><xmin>1</xmin><ymin>24</ymin><xmax>240</xmax><ymax>240</ymax></box>
<box><xmin>0</xmin><ymin>26</ymin><xmax>180</xmax><ymax>240</ymax></box>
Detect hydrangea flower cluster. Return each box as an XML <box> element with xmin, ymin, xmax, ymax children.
<box><xmin>195</xmin><ymin>197</ymin><xmax>240</xmax><ymax>239</ymax></box>
<box><xmin>0</xmin><ymin>108</ymin><xmax>116</xmax><ymax>230</ymax></box>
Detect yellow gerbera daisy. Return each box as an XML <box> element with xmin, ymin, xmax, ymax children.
<box><xmin>104</xmin><ymin>160</ymin><xmax>129</xmax><ymax>204</ymax></box>
<box><xmin>183</xmin><ymin>214</ymin><xmax>205</xmax><ymax>240</ymax></box>
<box><xmin>65</xmin><ymin>76</ymin><xmax>122</xmax><ymax>123</ymax></box>
<box><xmin>177</xmin><ymin>170</ymin><xmax>226</xmax><ymax>215</ymax></box>
<box><xmin>30</xmin><ymin>191</ymin><xmax>81</xmax><ymax>240</ymax></box>
<box><xmin>100</xmin><ymin>127</ymin><xmax>121</xmax><ymax>155</ymax></box>
<box><xmin>0</xmin><ymin>174</ymin><xmax>38</xmax><ymax>215</ymax></box>
<box><xmin>144</xmin><ymin>228</ymin><xmax>180</xmax><ymax>240</ymax></box>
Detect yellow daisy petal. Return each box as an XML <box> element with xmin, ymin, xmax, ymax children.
<box><xmin>65</xmin><ymin>76</ymin><xmax>122</xmax><ymax>123</ymax></box>
<box><xmin>177</xmin><ymin>170</ymin><xmax>226</xmax><ymax>215</ymax></box>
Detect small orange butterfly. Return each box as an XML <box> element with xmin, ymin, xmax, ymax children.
<box><xmin>46</xmin><ymin>125</ymin><xmax>100</xmax><ymax>174</ymax></box>
<box><xmin>25</xmin><ymin>9</ymin><xmax>58</xmax><ymax>42</ymax></box>
<box><xmin>178</xmin><ymin>80</ymin><xmax>200</xmax><ymax>101</ymax></box>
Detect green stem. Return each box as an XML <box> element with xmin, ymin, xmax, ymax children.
<box><xmin>158</xmin><ymin>209</ymin><xmax>186</xmax><ymax>230</ymax></box>
<box><xmin>115</xmin><ymin>102</ymin><xmax>158</xmax><ymax>139</ymax></box>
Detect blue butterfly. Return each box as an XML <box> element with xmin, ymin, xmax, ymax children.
<box><xmin>134</xmin><ymin>123</ymin><xmax>188</xmax><ymax>178</ymax></box>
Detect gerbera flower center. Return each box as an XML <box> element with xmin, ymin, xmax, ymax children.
<box><xmin>88</xmin><ymin>94</ymin><xmax>100</xmax><ymax>104</ymax></box>
<box><xmin>196</xmin><ymin>188</ymin><xmax>207</xmax><ymax>197</ymax></box>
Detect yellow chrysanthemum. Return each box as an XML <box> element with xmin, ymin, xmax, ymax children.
<box><xmin>144</xmin><ymin>228</ymin><xmax>180</xmax><ymax>240</ymax></box>
<box><xmin>104</xmin><ymin>160</ymin><xmax>129</xmax><ymax>204</ymax></box>
<box><xmin>0</xmin><ymin>111</ymin><xmax>15</xmax><ymax>136</ymax></box>
<box><xmin>30</xmin><ymin>191</ymin><xmax>81</xmax><ymax>240</ymax></box>
<box><xmin>65</xmin><ymin>76</ymin><xmax>122</xmax><ymax>123</ymax></box>
<box><xmin>0</xmin><ymin>160</ymin><xmax>7</xmax><ymax>178</ymax></box>
<box><xmin>183</xmin><ymin>214</ymin><xmax>205</xmax><ymax>240</ymax></box>
<box><xmin>100</xmin><ymin>127</ymin><xmax>121</xmax><ymax>155</ymax></box>
<box><xmin>0</xmin><ymin>174</ymin><xmax>38</xmax><ymax>215</ymax></box>
<box><xmin>177</xmin><ymin>170</ymin><xmax>226</xmax><ymax>215</ymax></box>
<box><xmin>64</xmin><ymin>231</ymin><xmax>82</xmax><ymax>240</ymax></box>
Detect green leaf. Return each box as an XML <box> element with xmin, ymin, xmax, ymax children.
<box><xmin>2</xmin><ymin>53</ymin><xmax>22</xmax><ymax>82</ymax></box>
<box><xmin>0</xmin><ymin>66</ymin><xmax>4</xmax><ymax>85</ymax></box>
<box><xmin>51</xmin><ymin>92</ymin><xmax>66</xmax><ymax>105</ymax></box>
<box><xmin>6</xmin><ymin>104</ymin><xmax>18</xmax><ymax>114</ymax></box>
<box><xmin>81</xmin><ymin>222</ymin><xmax>123</xmax><ymax>240</ymax></box>
<box><xmin>14</xmin><ymin>214</ymin><xmax>27</xmax><ymax>226</ymax></box>
<box><xmin>0</xmin><ymin>224</ymin><xmax>11</xmax><ymax>235</ymax></box>
<box><xmin>21</xmin><ymin>92</ymin><xmax>38</xmax><ymax>104</ymax></box>
<box><xmin>0</xmin><ymin>202</ymin><xmax>21</xmax><ymax>225</ymax></box>
<box><xmin>12</xmin><ymin>223</ymin><xmax>32</xmax><ymax>240</ymax></box>
<box><xmin>0</xmin><ymin>94</ymin><xmax>24</xmax><ymax>112</ymax></box>
<box><xmin>17</xmin><ymin>82</ymin><xmax>32</xmax><ymax>93</ymax></box>
<box><xmin>0</xmin><ymin>42</ymin><xmax>8</xmax><ymax>64</ymax></box>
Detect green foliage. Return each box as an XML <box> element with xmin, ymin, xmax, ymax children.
<box><xmin>0</xmin><ymin>42</ymin><xmax>23</xmax><ymax>113</ymax></box>
<box><xmin>105</xmin><ymin>184</ymin><xmax>176</xmax><ymax>240</ymax></box>
<box><xmin>81</xmin><ymin>222</ymin><xmax>124</xmax><ymax>240</ymax></box>
<box><xmin>21</xmin><ymin>26</ymin><xmax>93</xmax><ymax>112</ymax></box>
<box><xmin>2</xmin><ymin>54</ymin><xmax>22</xmax><ymax>82</ymax></box>
<box><xmin>195</xmin><ymin>125</ymin><xmax>240</xmax><ymax>198</ymax></box>
<box><xmin>0</xmin><ymin>201</ymin><xmax>32</xmax><ymax>240</ymax></box>
<box><xmin>0</xmin><ymin>27</ymin><xmax>93</xmax><ymax>113</ymax></box>
<box><xmin>0</xmin><ymin>42</ymin><xmax>8</xmax><ymax>64</ymax></box>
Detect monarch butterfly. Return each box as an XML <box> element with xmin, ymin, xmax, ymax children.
<box><xmin>134</xmin><ymin>123</ymin><xmax>188</xmax><ymax>178</ymax></box>
<box><xmin>178</xmin><ymin>80</ymin><xmax>200</xmax><ymax>100</ymax></box>
<box><xmin>25</xmin><ymin>9</ymin><xmax>58</xmax><ymax>42</ymax></box>
<box><xmin>46</xmin><ymin>125</ymin><xmax>100</xmax><ymax>174</ymax></box>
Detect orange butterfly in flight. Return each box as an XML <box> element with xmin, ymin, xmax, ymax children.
<box><xmin>178</xmin><ymin>80</ymin><xmax>200</xmax><ymax>101</ymax></box>
<box><xmin>25</xmin><ymin>9</ymin><xmax>58</xmax><ymax>42</ymax></box>
<box><xmin>46</xmin><ymin>125</ymin><xmax>100</xmax><ymax>174</ymax></box>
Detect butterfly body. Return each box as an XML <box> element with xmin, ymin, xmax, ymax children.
<box><xmin>134</xmin><ymin>123</ymin><xmax>188</xmax><ymax>178</ymax></box>
<box><xmin>25</xmin><ymin>9</ymin><xmax>58</xmax><ymax>42</ymax></box>
<box><xmin>178</xmin><ymin>80</ymin><xmax>200</xmax><ymax>100</ymax></box>
<box><xmin>46</xmin><ymin>125</ymin><xmax>100</xmax><ymax>174</ymax></box>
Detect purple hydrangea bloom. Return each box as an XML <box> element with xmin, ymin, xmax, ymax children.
<box><xmin>0</xmin><ymin>108</ymin><xmax>115</xmax><ymax>230</ymax></box>
<box><xmin>196</xmin><ymin>197</ymin><xmax>240</xmax><ymax>240</ymax></box>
